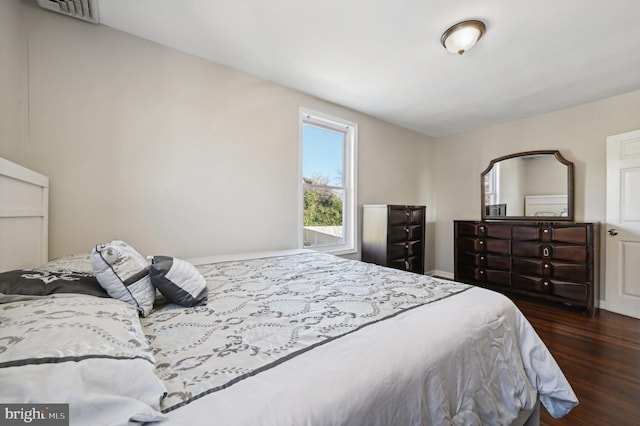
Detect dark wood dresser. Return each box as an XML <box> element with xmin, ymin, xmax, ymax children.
<box><xmin>362</xmin><ymin>205</ymin><xmax>425</xmax><ymax>274</ymax></box>
<box><xmin>454</xmin><ymin>220</ymin><xmax>599</xmax><ymax>316</ymax></box>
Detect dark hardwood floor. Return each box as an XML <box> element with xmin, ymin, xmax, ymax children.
<box><xmin>511</xmin><ymin>297</ymin><xmax>640</xmax><ymax>426</ymax></box>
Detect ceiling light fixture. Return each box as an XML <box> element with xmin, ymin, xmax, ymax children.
<box><xmin>441</xmin><ymin>20</ymin><xmax>486</xmax><ymax>55</ymax></box>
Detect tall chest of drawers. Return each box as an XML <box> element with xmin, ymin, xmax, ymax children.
<box><xmin>454</xmin><ymin>220</ymin><xmax>599</xmax><ymax>316</ymax></box>
<box><xmin>362</xmin><ymin>205</ymin><xmax>425</xmax><ymax>274</ymax></box>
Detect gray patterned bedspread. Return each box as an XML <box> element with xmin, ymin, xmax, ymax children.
<box><xmin>142</xmin><ymin>252</ymin><xmax>471</xmax><ymax>412</ymax></box>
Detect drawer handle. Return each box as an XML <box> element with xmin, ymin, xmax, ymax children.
<box><xmin>543</xmin><ymin>281</ymin><xmax>549</xmax><ymax>287</ymax></box>
<box><xmin>479</xmin><ymin>240</ymin><xmax>484</xmax><ymax>245</ymax></box>
<box><xmin>405</xmin><ymin>227</ymin><xmax>409</xmax><ymax>233</ymax></box>
<box><xmin>406</xmin><ymin>211</ymin><xmax>410</xmax><ymax>216</ymax></box>
<box><xmin>480</xmin><ymin>256</ymin><xmax>485</xmax><ymax>261</ymax></box>
<box><xmin>479</xmin><ymin>226</ymin><xmax>485</xmax><ymax>232</ymax></box>
<box><xmin>479</xmin><ymin>270</ymin><xmax>485</xmax><ymax>275</ymax></box>
<box><xmin>543</xmin><ymin>229</ymin><xmax>549</xmax><ymax>234</ymax></box>
<box><xmin>542</xmin><ymin>247</ymin><xmax>550</xmax><ymax>257</ymax></box>
<box><xmin>405</xmin><ymin>244</ymin><xmax>409</xmax><ymax>249</ymax></box>
<box><xmin>405</xmin><ymin>260</ymin><xmax>410</xmax><ymax>270</ymax></box>
<box><xmin>544</xmin><ymin>263</ymin><xmax>549</xmax><ymax>269</ymax></box>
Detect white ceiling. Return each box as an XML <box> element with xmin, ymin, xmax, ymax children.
<box><xmin>94</xmin><ymin>0</ymin><xmax>640</xmax><ymax>137</ymax></box>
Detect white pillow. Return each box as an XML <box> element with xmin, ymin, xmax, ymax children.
<box><xmin>91</xmin><ymin>240</ymin><xmax>155</xmax><ymax>316</ymax></box>
<box><xmin>39</xmin><ymin>253</ymin><xmax>94</xmax><ymax>275</ymax></box>
<box><xmin>149</xmin><ymin>256</ymin><xmax>208</xmax><ymax>307</ymax></box>
<box><xmin>0</xmin><ymin>296</ymin><xmax>166</xmax><ymax>425</ymax></box>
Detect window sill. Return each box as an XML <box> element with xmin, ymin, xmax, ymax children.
<box><xmin>306</xmin><ymin>245</ymin><xmax>357</xmax><ymax>256</ymax></box>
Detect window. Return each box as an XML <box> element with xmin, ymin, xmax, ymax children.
<box><xmin>299</xmin><ymin>108</ymin><xmax>357</xmax><ymax>254</ymax></box>
<box><xmin>484</xmin><ymin>162</ymin><xmax>500</xmax><ymax>205</ymax></box>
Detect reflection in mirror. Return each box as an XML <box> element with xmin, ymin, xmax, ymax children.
<box><xmin>481</xmin><ymin>151</ymin><xmax>574</xmax><ymax>221</ymax></box>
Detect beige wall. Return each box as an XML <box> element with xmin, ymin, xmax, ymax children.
<box><xmin>434</xmin><ymin>90</ymin><xmax>640</xmax><ymax>297</ymax></box>
<box><xmin>2</xmin><ymin>4</ymin><xmax>436</xmax><ymax>264</ymax></box>
<box><xmin>523</xmin><ymin>155</ymin><xmax>567</xmax><ymax>196</ymax></box>
<box><xmin>0</xmin><ymin>0</ymin><xmax>28</xmax><ymax>164</ymax></box>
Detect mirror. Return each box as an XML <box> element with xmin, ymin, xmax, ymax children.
<box><xmin>481</xmin><ymin>150</ymin><xmax>574</xmax><ymax>221</ymax></box>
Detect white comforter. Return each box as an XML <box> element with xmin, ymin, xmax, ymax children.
<box><xmin>157</xmin><ymin>274</ymin><xmax>577</xmax><ymax>425</ymax></box>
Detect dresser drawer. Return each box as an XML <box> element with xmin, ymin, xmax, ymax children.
<box><xmin>458</xmin><ymin>252</ymin><xmax>511</xmax><ymax>271</ymax></box>
<box><xmin>512</xmin><ymin>258</ymin><xmax>587</xmax><ymax>282</ymax></box>
<box><xmin>512</xmin><ymin>225</ymin><xmax>587</xmax><ymax>244</ymax></box>
<box><xmin>552</xmin><ymin>226</ymin><xmax>588</xmax><ymax>244</ymax></box>
<box><xmin>459</xmin><ymin>266</ymin><xmax>510</xmax><ymax>287</ymax></box>
<box><xmin>512</xmin><ymin>226</ymin><xmax>551</xmax><ymax>241</ymax></box>
<box><xmin>389</xmin><ymin>240</ymin><xmax>422</xmax><ymax>259</ymax></box>
<box><xmin>388</xmin><ymin>225</ymin><xmax>423</xmax><ymax>243</ymax></box>
<box><xmin>389</xmin><ymin>206</ymin><xmax>424</xmax><ymax>226</ymax></box>
<box><xmin>457</xmin><ymin>237</ymin><xmax>510</xmax><ymax>255</ymax></box>
<box><xmin>512</xmin><ymin>275</ymin><xmax>588</xmax><ymax>301</ymax></box>
<box><xmin>389</xmin><ymin>256</ymin><xmax>422</xmax><ymax>273</ymax></box>
<box><xmin>512</xmin><ymin>242</ymin><xmax>587</xmax><ymax>263</ymax></box>
<box><xmin>457</xmin><ymin>222</ymin><xmax>511</xmax><ymax>239</ymax></box>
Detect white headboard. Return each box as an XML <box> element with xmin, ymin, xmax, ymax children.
<box><xmin>524</xmin><ymin>194</ymin><xmax>568</xmax><ymax>217</ymax></box>
<box><xmin>0</xmin><ymin>157</ymin><xmax>49</xmax><ymax>272</ymax></box>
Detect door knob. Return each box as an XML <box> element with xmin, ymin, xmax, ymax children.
<box><xmin>608</xmin><ymin>229</ymin><xmax>619</xmax><ymax>236</ymax></box>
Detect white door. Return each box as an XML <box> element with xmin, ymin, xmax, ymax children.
<box><xmin>605</xmin><ymin>129</ymin><xmax>640</xmax><ymax>318</ymax></box>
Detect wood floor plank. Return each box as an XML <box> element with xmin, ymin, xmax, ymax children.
<box><xmin>511</xmin><ymin>297</ymin><xmax>640</xmax><ymax>426</ymax></box>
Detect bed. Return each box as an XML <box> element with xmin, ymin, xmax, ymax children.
<box><xmin>0</xmin><ymin>157</ymin><xmax>577</xmax><ymax>426</ymax></box>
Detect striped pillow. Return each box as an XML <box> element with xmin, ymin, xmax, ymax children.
<box><xmin>149</xmin><ymin>256</ymin><xmax>208</xmax><ymax>307</ymax></box>
<box><xmin>91</xmin><ymin>240</ymin><xmax>155</xmax><ymax>316</ymax></box>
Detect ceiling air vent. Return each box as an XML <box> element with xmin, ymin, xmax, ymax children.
<box><xmin>36</xmin><ymin>0</ymin><xmax>99</xmax><ymax>24</ymax></box>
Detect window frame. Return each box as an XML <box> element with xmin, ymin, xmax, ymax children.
<box><xmin>298</xmin><ymin>107</ymin><xmax>357</xmax><ymax>255</ymax></box>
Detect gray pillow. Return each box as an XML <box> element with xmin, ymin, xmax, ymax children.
<box><xmin>149</xmin><ymin>256</ymin><xmax>208</xmax><ymax>307</ymax></box>
<box><xmin>0</xmin><ymin>267</ymin><xmax>108</xmax><ymax>300</ymax></box>
<box><xmin>91</xmin><ymin>240</ymin><xmax>155</xmax><ymax>316</ymax></box>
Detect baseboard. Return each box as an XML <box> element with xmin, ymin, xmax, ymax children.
<box><xmin>427</xmin><ymin>270</ymin><xmax>454</xmax><ymax>280</ymax></box>
<box><xmin>596</xmin><ymin>300</ymin><xmax>640</xmax><ymax>319</ymax></box>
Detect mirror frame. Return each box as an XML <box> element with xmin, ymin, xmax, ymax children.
<box><xmin>481</xmin><ymin>150</ymin><xmax>575</xmax><ymax>221</ymax></box>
